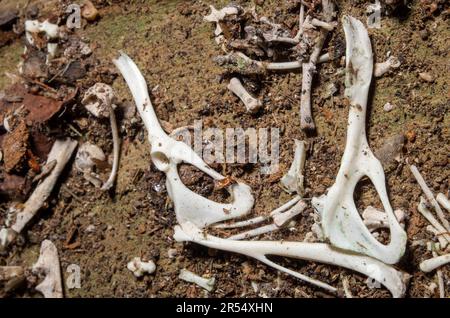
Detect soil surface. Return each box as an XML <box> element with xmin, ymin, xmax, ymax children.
<box><xmin>0</xmin><ymin>0</ymin><xmax>449</xmax><ymax>298</ymax></box>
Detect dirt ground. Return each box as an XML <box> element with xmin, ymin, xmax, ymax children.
<box><xmin>0</xmin><ymin>0</ymin><xmax>449</xmax><ymax>298</ymax></box>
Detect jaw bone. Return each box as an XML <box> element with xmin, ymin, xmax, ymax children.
<box><xmin>113</xmin><ymin>46</ymin><xmax>408</xmax><ymax>297</ymax></box>
<box><xmin>320</xmin><ymin>16</ymin><xmax>407</xmax><ymax>265</ymax></box>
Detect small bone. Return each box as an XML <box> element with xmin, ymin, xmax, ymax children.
<box><xmin>310</xmin><ymin>18</ymin><xmax>336</xmax><ymax>31</ymax></box>
<box><xmin>374</xmin><ymin>56</ymin><xmax>401</xmax><ymax>77</ymax></box>
<box><xmin>32</xmin><ymin>240</ymin><xmax>63</xmax><ymax>298</ymax></box>
<box><xmin>75</xmin><ymin>142</ymin><xmax>106</xmax><ymax>187</ymax></box>
<box><xmin>362</xmin><ymin>206</ymin><xmax>405</xmax><ymax>231</ymax></box>
<box><xmin>436</xmin><ymin>193</ymin><xmax>450</xmax><ymax>212</ymax></box>
<box><xmin>0</xmin><ymin>266</ymin><xmax>24</xmax><ymax>281</ymax></box>
<box><xmin>410</xmin><ymin>165</ymin><xmax>450</xmax><ymax>231</ymax></box>
<box><xmin>127</xmin><ymin>257</ymin><xmax>156</xmax><ymax>277</ymax></box>
<box><xmin>227</xmin><ymin>77</ymin><xmax>262</xmax><ymax>113</ymax></box>
<box><xmin>25</xmin><ymin>20</ymin><xmax>60</xmax><ymax>61</ymax></box>
<box><xmin>320</xmin><ymin>16</ymin><xmax>406</xmax><ymax>264</ymax></box>
<box><xmin>341</xmin><ymin>275</ymin><xmax>353</xmax><ymax>298</ymax></box>
<box><xmin>82</xmin><ymin>83</ymin><xmax>121</xmax><ymax>191</ymax></box>
<box><xmin>420</xmin><ymin>253</ymin><xmax>450</xmax><ymax>273</ymax></box>
<box><xmin>0</xmin><ymin>138</ymin><xmax>77</xmax><ymax>249</ymax></box>
<box><xmin>417</xmin><ymin>197</ymin><xmax>450</xmax><ymax>244</ymax></box>
<box><xmin>228</xmin><ymin>200</ymin><xmax>306</xmax><ymax>240</ymax></box>
<box><xmin>179</xmin><ymin>269</ymin><xmax>215</xmax><ymax>292</ymax></box>
<box><xmin>204</xmin><ymin>5</ymin><xmax>240</xmax><ymax>44</ymax></box>
<box><xmin>280</xmin><ymin>140</ymin><xmax>306</xmax><ymax>195</ymax></box>
<box><xmin>426</xmin><ymin>225</ymin><xmax>448</xmax><ymax>249</ymax></box>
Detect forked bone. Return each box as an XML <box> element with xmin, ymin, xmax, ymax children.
<box><xmin>113</xmin><ymin>52</ymin><xmax>254</xmax><ymax>228</ymax></box>
<box><xmin>320</xmin><ymin>16</ymin><xmax>407</xmax><ymax>264</ymax></box>
<box><xmin>174</xmin><ymin>222</ymin><xmax>408</xmax><ymax>297</ymax></box>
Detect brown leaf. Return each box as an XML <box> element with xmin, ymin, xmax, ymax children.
<box><xmin>2</xmin><ymin>121</ymin><xmax>29</xmax><ymax>172</ymax></box>
<box><xmin>0</xmin><ymin>173</ymin><xmax>30</xmax><ymax>200</ymax></box>
<box><xmin>23</xmin><ymin>93</ymin><xmax>64</xmax><ymax>123</ymax></box>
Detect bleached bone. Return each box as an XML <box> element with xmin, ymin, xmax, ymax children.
<box><xmin>436</xmin><ymin>193</ymin><xmax>450</xmax><ymax>212</ymax></box>
<box><xmin>215</xmin><ymin>196</ymin><xmax>301</xmax><ymax>229</ymax></box>
<box><xmin>204</xmin><ymin>5</ymin><xmax>241</xmax><ymax>44</ymax></box>
<box><xmin>32</xmin><ymin>240</ymin><xmax>63</xmax><ymax>298</ymax></box>
<box><xmin>280</xmin><ymin>140</ymin><xmax>306</xmax><ymax>195</ymax></box>
<box><xmin>426</xmin><ymin>225</ymin><xmax>448</xmax><ymax>249</ymax></box>
<box><xmin>174</xmin><ymin>222</ymin><xmax>408</xmax><ymax>297</ymax></box>
<box><xmin>300</xmin><ymin>0</ymin><xmax>335</xmax><ymax>131</ymax></box>
<box><xmin>374</xmin><ymin>56</ymin><xmax>401</xmax><ymax>77</ymax></box>
<box><xmin>418</xmin><ymin>197</ymin><xmax>450</xmax><ymax>245</ymax></box>
<box><xmin>228</xmin><ymin>199</ymin><xmax>306</xmax><ymax>240</ymax></box>
<box><xmin>114</xmin><ymin>52</ymin><xmax>408</xmax><ymax>298</ymax></box>
<box><xmin>362</xmin><ymin>206</ymin><xmax>405</xmax><ymax>231</ymax></box>
<box><xmin>320</xmin><ymin>16</ymin><xmax>407</xmax><ymax>265</ymax></box>
<box><xmin>82</xmin><ymin>83</ymin><xmax>120</xmax><ymax>191</ymax></box>
<box><xmin>0</xmin><ymin>266</ymin><xmax>24</xmax><ymax>281</ymax></box>
<box><xmin>227</xmin><ymin>77</ymin><xmax>262</xmax><ymax>113</ymax></box>
<box><xmin>310</xmin><ymin>18</ymin><xmax>336</xmax><ymax>31</ymax></box>
<box><xmin>0</xmin><ymin>138</ymin><xmax>77</xmax><ymax>249</ymax></box>
<box><xmin>127</xmin><ymin>257</ymin><xmax>156</xmax><ymax>277</ymax></box>
<box><xmin>25</xmin><ymin>20</ymin><xmax>60</xmax><ymax>61</ymax></box>
<box><xmin>420</xmin><ymin>253</ymin><xmax>450</xmax><ymax>273</ymax></box>
<box><xmin>179</xmin><ymin>269</ymin><xmax>215</xmax><ymax>292</ymax></box>
<box><xmin>113</xmin><ymin>52</ymin><xmax>254</xmax><ymax>228</ymax></box>
<box><xmin>75</xmin><ymin>142</ymin><xmax>106</xmax><ymax>188</ymax></box>
<box><xmin>410</xmin><ymin>165</ymin><xmax>450</xmax><ymax>231</ymax></box>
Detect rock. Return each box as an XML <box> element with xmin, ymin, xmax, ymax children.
<box><xmin>374</xmin><ymin>134</ymin><xmax>405</xmax><ymax>169</ymax></box>
<box><xmin>419</xmin><ymin>72</ymin><xmax>434</xmax><ymax>83</ymax></box>
<box><xmin>383</xmin><ymin>102</ymin><xmax>395</xmax><ymax>112</ymax></box>
<box><xmin>81</xmin><ymin>0</ymin><xmax>99</xmax><ymax>22</ymax></box>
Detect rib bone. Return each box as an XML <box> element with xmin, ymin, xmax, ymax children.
<box><xmin>320</xmin><ymin>16</ymin><xmax>407</xmax><ymax>264</ymax></box>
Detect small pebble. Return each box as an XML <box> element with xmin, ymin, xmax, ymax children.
<box><xmin>383</xmin><ymin>102</ymin><xmax>395</xmax><ymax>112</ymax></box>
<box><xmin>419</xmin><ymin>72</ymin><xmax>434</xmax><ymax>83</ymax></box>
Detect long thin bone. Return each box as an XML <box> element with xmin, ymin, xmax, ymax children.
<box><xmin>436</xmin><ymin>193</ymin><xmax>450</xmax><ymax>212</ymax></box>
<box><xmin>113</xmin><ymin>53</ymin><xmax>254</xmax><ymax>228</ymax></box>
<box><xmin>409</xmin><ymin>165</ymin><xmax>450</xmax><ymax>231</ymax></box>
<box><xmin>174</xmin><ymin>222</ymin><xmax>408</xmax><ymax>297</ymax></box>
<box><xmin>228</xmin><ymin>200</ymin><xmax>306</xmax><ymax>240</ymax></box>
<box><xmin>227</xmin><ymin>77</ymin><xmax>262</xmax><ymax>113</ymax></box>
<box><xmin>299</xmin><ymin>0</ymin><xmax>335</xmax><ymax>131</ymax></box>
<box><xmin>0</xmin><ymin>138</ymin><xmax>78</xmax><ymax>249</ymax></box>
<box><xmin>420</xmin><ymin>253</ymin><xmax>450</xmax><ymax>273</ymax></box>
<box><xmin>417</xmin><ymin>197</ymin><xmax>450</xmax><ymax>244</ymax></box>
<box><xmin>214</xmin><ymin>196</ymin><xmax>301</xmax><ymax>229</ymax></box>
<box><xmin>0</xmin><ymin>266</ymin><xmax>24</xmax><ymax>281</ymax></box>
<box><xmin>320</xmin><ymin>16</ymin><xmax>407</xmax><ymax>265</ymax></box>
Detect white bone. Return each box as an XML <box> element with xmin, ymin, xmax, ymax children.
<box><xmin>82</xmin><ymin>83</ymin><xmax>120</xmax><ymax>191</ymax></box>
<box><xmin>216</xmin><ymin>51</ymin><xmax>302</xmax><ymax>72</ymax></box>
<box><xmin>228</xmin><ymin>200</ymin><xmax>306</xmax><ymax>240</ymax></box>
<box><xmin>320</xmin><ymin>16</ymin><xmax>407</xmax><ymax>264</ymax></box>
<box><xmin>0</xmin><ymin>266</ymin><xmax>24</xmax><ymax>281</ymax></box>
<box><xmin>374</xmin><ymin>56</ymin><xmax>401</xmax><ymax>77</ymax></box>
<box><xmin>204</xmin><ymin>5</ymin><xmax>240</xmax><ymax>44</ymax></box>
<box><xmin>114</xmin><ymin>52</ymin><xmax>408</xmax><ymax>298</ymax></box>
<box><xmin>32</xmin><ymin>240</ymin><xmax>63</xmax><ymax>298</ymax></box>
<box><xmin>426</xmin><ymin>225</ymin><xmax>448</xmax><ymax>249</ymax></box>
<box><xmin>174</xmin><ymin>222</ymin><xmax>408</xmax><ymax>297</ymax></box>
<box><xmin>300</xmin><ymin>0</ymin><xmax>335</xmax><ymax>131</ymax></box>
<box><xmin>310</xmin><ymin>18</ymin><xmax>336</xmax><ymax>31</ymax></box>
<box><xmin>178</xmin><ymin>269</ymin><xmax>215</xmax><ymax>292</ymax></box>
<box><xmin>417</xmin><ymin>197</ymin><xmax>450</xmax><ymax>244</ymax></box>
<box><xmin>75</xmin><ymin>142</ymin><xmax>106</xmax><ymax>187</ymax></box>
<box><xmin>113</xmin><ymin>52</ymin><xmax>254</xmax><ymax>228</ymax></box>
<box><xmin>227</xmin><ymin>77</ymin><xmax>262</xmax><ymax>113</ymax></box>
<box><xmin>280</xmin><ymin>140</ymin><xmax>306</xmax><ymax>195</ymax></box>
<box><xmin>25</xmin><ymin>20</ymin><xmax>60</xmax><ymax>61</ymax></box>
<box><xmin>410</xmin><ymin>165</ymin><xmax>450</xmax><ymax>231</ymax></box>
<box><xmin>127</xmin><ymin>257</ymin><xmax>156</xmax><ymax>277</ymax></box>
<box><xmin>362</xmin><ymin>206</ymin><xmax>405</xmax><ymax>231</ymax></box>
<box><xmin>436</xmin><ymin>193</ymin><xmax>450</xmax><ymax>212</ymax></box>
<box><xmin>0</xmin><ymin>139</ymin><xmax>77</xmax><ymax>249</ymax></box>
<box><xmin>214</xmin><ymin>196</ymin><xmax>301</xmax><ymax>229</ymax></box>
<box><xmin>420</xmin><ymin>253</ymin><xmax>450</xmax><ymax>273</ymax></box>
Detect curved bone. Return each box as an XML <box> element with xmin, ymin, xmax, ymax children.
<box><xmin>174</xmin><ymin>222</ymin><xmax>408</xmax><ymax>297</ymax></box>
<box><xmin>113</xmin><ymin>53</ymin><xmax>254</xmax><ymax>228</ymax></box>
<box><xmin>320</xmin><ymin>16</ymin><xmax>407</xmax><ymax>264</ymax></box>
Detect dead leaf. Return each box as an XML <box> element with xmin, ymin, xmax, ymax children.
<box><xmin>2</xmin><ymin>121</ymin><xmax>29</xmax><ymax>172</ymax></box>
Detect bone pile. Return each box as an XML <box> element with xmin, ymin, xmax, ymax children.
<box><xmin>114</xmin><ymin>12</ymin><xmax>415</xmax><ymax>297</ymax></box>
